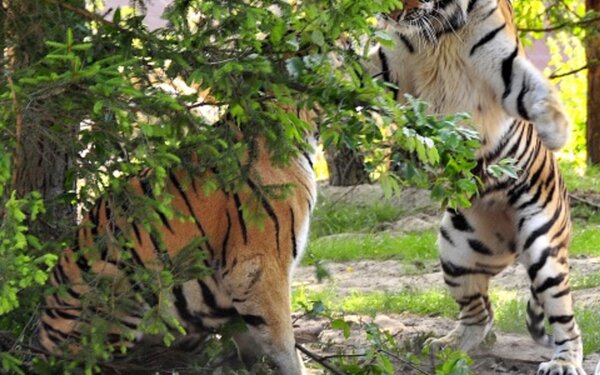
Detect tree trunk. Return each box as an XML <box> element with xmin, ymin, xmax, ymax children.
<box><xmin>6</xmin><ymin>1</ymin><xmax>83</xmax><ymax>239</ymax></box>
<box><xmin>324</xmin><ymin>145</ymin><xmax>370</xmax><ymax>186</ymax></box>
<box><xmin>586</xmin><ymin>0</ymin><xmax>600</xmax><ymax>165</ymax></box>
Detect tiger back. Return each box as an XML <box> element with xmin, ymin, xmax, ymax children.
<box><xmin>372</xmin><ymin>0</ymin><xmax>585</xmax><ymax>374</ymax></box>
<box><xmin>38</xmin><ymin>117</ymin><xmax>316</xmax><ymax>375</ymax></box>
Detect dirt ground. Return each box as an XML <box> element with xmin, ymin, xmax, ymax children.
<box><xmin>293</xmin><ymin>185</ymin><xmax>600</xmax><ymax>374</ymax></box>
<box><xmin>293</xmin><ymin>260</ymin><xmax>600</xmax><ymax>374</ymax></box>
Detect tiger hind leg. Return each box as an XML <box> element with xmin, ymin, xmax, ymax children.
<box><xmin>520</xmin><ymin>219</ymin><xmax>585</xmax><ymax>375</ymax></box>
<box><xmin>427</xmin><ymin>208</ymin><xmax>515</xmax><ymax>352</ymax></box>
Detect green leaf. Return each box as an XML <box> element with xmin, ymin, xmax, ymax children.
<box><xmin>311</xmin><ymin>30</ymin><xmax>325</xmax><ymax>46</ymax></box>
<box><xmin>331</xmin><ymin>319</ymin><xmax>351</xmax><ymax>339</ymax></box>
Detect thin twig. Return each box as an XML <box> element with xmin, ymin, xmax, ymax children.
<box><xmin>517</xmin><ymin>15</ymin><xmax>600</xmax><ymax>33</ymax></box>
<box><xmin>295</xmin><ymin>343</ymin><xmax>346</xmax><ymax>375</ymax></box>
<box><xmin>549</xmin><ymin>64</ymin><xmax>590</xmax><ymax>79</ymax></box>
<box><xmin>42</xmin><ymin>0</ymin><xmax>123</xmax><ymax>30</ymax></box>
<box><xmin>570</xmin><ymin>193</ymin><xmax>600</xmax><ymax>210</ymax></box>
<box><xmin>380</xmin><ymin>349</ymin><xmax>433</xmax><ymax>375</ymax></box>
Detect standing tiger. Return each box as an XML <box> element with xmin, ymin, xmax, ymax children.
<box><xmin>371</xmin><ymin>0</ymin><xmax>585</xmax><ymax>374</ymax></box>
<box><xmin>38</xmin><ymin>116</ymin><xmax>316</xmax><ymax>375</ymax></box>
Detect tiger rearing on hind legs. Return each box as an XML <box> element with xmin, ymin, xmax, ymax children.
<box><xmin>371</xmin><ymin>0</ymin><xmax>585</xmax><ymax>373</ymax></box>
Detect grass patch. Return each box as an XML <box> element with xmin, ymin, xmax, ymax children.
<box><xmin>561</xmin><ymin>162</ymin><xmax>600</xmax><ymax>193</ymax></box>
<box><xmin>304</xmin><ymin>230</ymin><xmax>438</xmax><ymax>265</ymax></box>
<box><xmin>310</xmin><ymin>200</ymin><xmax>405</xmax><ymax>238</ymax></box>
<box><xmin>341</xmin><ymin>290</ymin><xmax>457</xmax><ymax>317</ymax></box>
<box><xmin>571</xmin><ymin>272</ymin><xmax>600</xmax><ymax>291</ymax></box>
<box><xmin>292</xmin><ymin>287</ymin><xmax>457</xmax><ymax>318</ymax></box>
<box><xmin>493</xmin><ymin>291</ymin><xmax>527</xmax><ymax>334</ymax></box>
<box><xmin>492</xmin><ymin>293</ymin><xmax>600</xmax><ymax>354</ymax></box>
<box><xmin>293</xmin><ymin>286</ymin><xmax>600</xmax><ymax>354</ymax></box>
<box><xmin>570</xmin><ymin>225</ymin><xmax>600</xmax><ymax>257</ymax></box>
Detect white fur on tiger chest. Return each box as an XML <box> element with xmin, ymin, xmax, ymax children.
<box><xmin>382</xmin><ymin>31</ymin><xmax>514</xmax><ymax>157</ymax></box>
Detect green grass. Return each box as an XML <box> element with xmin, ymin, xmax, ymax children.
<box><xmin>561</xmin><ymin>162</ymin><xmax>600</xmax><ymax>193</ymax></box>
<box><xmin>571</xmin><ymin>272</ymin><xmax>600</xmax><ymax>290</ymax></box>
<box><xmin>310</xmin><ymin>200</ymin><xmax>405</xmax><ymax>239</ymax></box>
<box><xmin>493</xmin><ymin>294</ymin><xmax>600</xmax><ymax>354</ymax></box>
<box><xmin>570</xmin><ymin>225</ymin><xmax>600</xmax><ymax>257</ymax></box>
<box><xmin>305</xmin><ymin>230</ymin><xmax>438</xmax><ymax>265</ymax></box>
<box><xmin>305</xmin><ymin>224</ymin><xmax>600</xmax><ymax>263</ymax></box>
<box><xmin>293</xmin><ymin>287</ymin><xmax>600</xmax><ymax>354</ymax></box>
<box><xmin>292</xmin><ymin>287</ymin><xmax>457</xmax><ymax>318</ymax></box>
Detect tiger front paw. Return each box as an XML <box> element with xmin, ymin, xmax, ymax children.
<box><xmin>529</xmin><ymin>95</ymin><xmax>570</xmax><ymax>151</ymax></box>
<box><xmin>537</xmin><ymin>359</ymin><xmax>586</xmax><ymax>375</ymax></box>
<box><xmin>424</xmin><ymin>323</ymin><xmax>489</xmax><ymax>353</ymax></box>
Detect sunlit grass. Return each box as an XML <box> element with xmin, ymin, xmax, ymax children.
<box><xmin>292</xmin><ymin>286</ymin><xmax>457</xmax><ymax>318</ymax></box>
<box><xmin>304</xmin><ymin>231</ymin><xmax>438</xmax><ymax>265</ymax></box>
<box><xmin>570</xmin><ymin>225</ymin><xmax>600</xmax><ymax>257</ymax></box>
<box><xmin>571</xmin><ymin>272</ymin><xmax>600</xmax><ymax>290</ymax></box>
<box><xmin>292</xmin><ymin>286</ymin><xmax>600</xmax><ymax>354</ymax></box>
<box><xmin>493</xmin><ymin>293</ymin><xmax>600</xmax><ymax>354</ymax></box>
<box><xmin>561</xmin><ymin>162</ymin><xmax>600</xmax><ymax>193</ymax></box>
<box><xmin>310</xmin><ymin>200</ymin><xmax>405</xmax><ymax>239</ymax></box>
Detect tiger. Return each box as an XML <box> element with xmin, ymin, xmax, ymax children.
<box><xmin>37</xmin><ymin>115</ymin><xmax>316</xmax><ymax>375</ymax></box>
<box><xmin>368</xmin><ymin>0</ymin><xmax>585</xmax><ymax>374</ymax></box>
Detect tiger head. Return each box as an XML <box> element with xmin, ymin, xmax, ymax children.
<box><xmin>386</xmin><ymin>0</ymin><xmax>510</xmax><ymax>42</ymax></box>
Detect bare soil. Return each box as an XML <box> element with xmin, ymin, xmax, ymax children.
<box><xmin>293</xmin><ymin>260</ymin><xmax>600</xmax><ymax>374</ymax></box>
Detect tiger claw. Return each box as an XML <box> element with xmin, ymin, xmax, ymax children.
<box><xmin>537</xmin><ymin>359</ymin><xmax>586</xmax><ymax>375</ymax></box>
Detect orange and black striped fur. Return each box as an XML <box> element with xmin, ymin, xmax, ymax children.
<box><xmin>38</xmin><ymin>120</ymin><xmax>316</xmax><ymax>375</ymax></box>
<box><xmin>370</xmin><ymin>0</ymin><xmax>584</xmax><ymax>374</ymax></box>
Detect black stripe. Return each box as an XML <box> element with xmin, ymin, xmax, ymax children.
<box><xmin>131</xmin><ymin>222</ymin><xmax>143</xmax><ymax>245</ymax></box>
<box><xmin>457</xmin><ymin>293</ymin><xmax>482</xmax><ymax>307</ymax></box>
<box><xmin>89</xmin><ymin>199</ymin><xmax>102</xmax><ymax>236</ymax></box>
<box><xmin>198</xmin><ymin>280</ymin><xmax>218</xmax><ymax>310</ymax></box>
<box><xmin>555</xmin><ymin>335</ymin><xmax>580</xmax><ymax>346</ymax></box>
<box><xmin>501</xmin><ymin>45</ymin><xmax>519</xmax><ymax>99</ymax></box>
<box><xmin>535</xmin><ymin>272</ymin><xmax>567</xmax><ymax>294</ymax></box>
<box><xmin>463</xmin><ymin>315</ymin><xmax>490</xmax><ymax>326</ymax></box>
<box><xmin>527</xmin><ymin>246</ymin><xmax>557</xmax><ymax>281</ymax></box>
<box><xmin>42</xmin><ymin>321</ymin><xmax>69</xmax><ymax>342</ymax></box>
<box><xmin>302</xmin><ymin>151</ymin><xmax>314</xmax><ymax>169</ymax></box>
<box><xmin>449</xmin><ymin>210</ymin><xmax>474</xmax><ymax>232</ymax></box>
<box><xmin>516</xmin><ymin>180</ymin><xmax>547</xmax><ymax>210</ymax></box>
<box><xmin>482</xmin><ymin>120</ymin><xmax>518</xmax><ymax>162</ymax></box>
<box><xmin>548</xmin><ymin>314</ymin><xmax>574</xmax><ymax>325</ymax></box>
<box><xmin>467</xmin><ymin>0</ymin><xmax>478</xmax><ymax>13</ymax></box>
<box><xmin>173</xmin><ymin>285</ymin><xmax>200</xmax><ymax>324</ymax></box>
<box><xmin>516</xmin><ymin>80</ymin><xmax>531</xmax><ymax>120</ymax></box>
<box><xmin>441</xmin><ymin>260</ymin><xmax>498</xmax><ymax>277</ymax></box>
<box><xmin>523</xmin><ymin>205</ymin><xmax>562</xmax><ymax>250</ymax></box>
<box><xmin>221</xmin><ymin>212</ymin><xmax>232</xmax><ymax>268</ymax></box>
<box><xmin>290</xmin><ymin>207</ymin><xmax>298</xmax><ymax>258</ymax></box>
<box><xmin>53</xmin><ymin>263</ymin><xmax>68</xmax><ymax>285</ymax></box>
<box><xmin>468</xmin><ymin>239</ymin><xmax>493</xmax><ymax>255</ymax></box>
<box><xmin>168</xmin><ymin>171</ymin><xmax>214</xmax><ymax>254</ymax></box>
<box><xmin>378</xmin><ymin>48</ymin><xmax>400</xmax><ymax>99</ymax></box>
<box><xmin>46</xmin><ymin>307</ymin><xmax>79</xmax><ymax>320</ymax></box>
<box><xmin>398</xmin><ymin>33</ymin><xmax>415</xmax><ymax>53</ymax></box>
<box><xmin>481</xmin><ymin>5</ymin><xmax>499</xmax><ymax>22</ymax></box>
<box><xmin>552</xmin><ymin>287</ymin><xmax>571</xmax><ymax>299</ymax></box>
<box><xmin>140</xmin><ymin>179</ymin><xmax>175</xmax><ymax>234</ymax></box>
<box><xmin>470</xmin><ymin>23</ymin><xmax>506</xmax><ymax>56</ymax></box>
<box><xmin>439</xmin><ymin>228</ymin><xmax>455</xmax><ymax>246</ymax></box>
<box><xmin>233</xmin><ymin>193</ymin><xmax>248</xmax><ymax>244</ymax></box>
<box><xmin>443</xmin><ymin>277</ymin><xmax>460</xmax><ymax>287</ymax></box>
<box><xmin>246</xmin><ymin>179</ymin><xmax>280</xmax><ymax>252</ymax></box>
<box><xmin>241</xmin><ymin>314</ymin><xmax>266</xmax><ymax>326</ymax></box>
